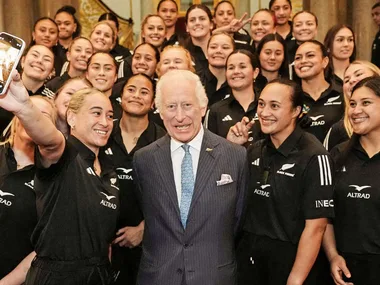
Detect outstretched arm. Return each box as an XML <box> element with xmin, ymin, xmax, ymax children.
<box><xmin>0</xmin><ymin>72</ymin><xmax>65</xmax><ymax>167</ymax></box>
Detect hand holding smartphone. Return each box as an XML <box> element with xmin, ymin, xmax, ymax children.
<box><xmin>0</xmin><ymin>32</ymin><xmax>25</xmax><ymax>95</ymax></box>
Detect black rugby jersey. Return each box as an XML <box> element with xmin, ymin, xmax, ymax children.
<box><xmin>206</xmin><ymin>95</ymin><xmax>258</xmax><ymax>140</ymax></box>
<box><xmin>0</xmin><ymin>144</ymin><xmax>36</xmax><ymax>277</ymax></box>
<box><xmin>331</xmin><ymin>136</ymin><xmax>380</xmax><ymax>254</ymax></box>
<box><xmin>244</xmin><ymin>127</ymin><xmax>334</xmax><ymax>244</ymax></box>
<box><xmin>31</xmin><ymin>136</ymin><xmax>120</xmax><ymax>260</ymax></box>
<box><xmin>302</xmin><ymin>84</ymin><xmax>344</xmax><ymax>143</ymax></box>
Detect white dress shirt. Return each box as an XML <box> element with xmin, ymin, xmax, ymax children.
<box><xmin>170</xmin><ymin>126</ymin><xmax>204</xmax><ymax>206</ymax></box>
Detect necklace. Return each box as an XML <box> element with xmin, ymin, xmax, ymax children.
<box><xmin>133</xmin><ymin>136</ymin><xmax>139</xmax><ymax>144</ymax></box>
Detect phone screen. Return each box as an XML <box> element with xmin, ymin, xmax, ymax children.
<box><xmin>0</xmin><ymin>33</ymin><xmax>24</xmax><ymax>94</ymax></box>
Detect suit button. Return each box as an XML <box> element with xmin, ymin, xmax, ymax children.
<box><xmin>176</xmin><ymin>268</ymin><xmax>183</xmax><ymax>274</ymax></box>
<box><xmin>184</xmin><ymin>244</ymin><xmax>189</xmax><ymax>248</ymax></box>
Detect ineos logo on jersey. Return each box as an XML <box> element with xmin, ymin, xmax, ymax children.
<box><xmin>116</xmin><ymin>168</ymin><xmax>133</xmax><ymax>180</ymax></box>
<box><xmin>347</xmin><ymin>185</ymin><xmax>371</xmax><ymax>199</ymax></box>
<box><xmin>324</xmin><ymin>95</ymin><xmax>342</xmax><ymax>106</ymax></box>
<box><xmin>0</xmin><ymin>190</ymin><xmax>14</xmax><ymax>207</ymax></box>
<box><xmin>253</xmin><ymin>184</ymin><xmax>271</xmax><ymax>197</ymax></box>
<box><xmin>24</xmin><ymin>180</ymin><xmax>34</xmax><ymax>190</ymax></box>
<box><xmin>277</xmin><ymin>163</ymin><xmax>295</xmax><ymax>177</ymax></box>
<box><xmin>310</xmin><ymin>115</ymin><xmax>325</xmax><ymax>127</ymax></box>
<box><xmin>315</xmin><ymin>199</ymin><xmax>334</xmax><ymax>208</ymax></box>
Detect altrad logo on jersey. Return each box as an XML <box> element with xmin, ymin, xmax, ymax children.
<box><xmin>277</xmin><ymin>163</ymin><xmax>295</xmax><ymax>177</ymax></box>
<box><xmin>310</xmin><ymin>115</ymin><xmax>325</xmax><ymax>127</ymax></box>
<box><xmin>347</xmin><ymin>185</ymin><xmax>371</xmax><ymax>199</ymax></box>
<box><xmin>116</xmin><ymin>168</ymin><xmax>133</xmax><ymax>180</ymax></box>
<box><xmin>100</xmin><ymin>192</ymin><xmax>118</xmax><ymax>209</ymax></box>
<box><xmin>253</xmin><ymin>184</ymin><xmax>271</xmax><ymax>197</ymax></box>
<box><xmin>0</xmin><ymin>190</ymin><xmax>15</xmax><ymax>206</ymax></box>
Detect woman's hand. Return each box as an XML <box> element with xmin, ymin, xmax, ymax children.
<box><xmin>226</xmin><ymin>116</ymin><xmax>255</xmax><ymax>145</ymax></box>
<box><xmin>0</xmin><ymin>71</ymin><xmax>31</xmax><ymax>115</ymax></box>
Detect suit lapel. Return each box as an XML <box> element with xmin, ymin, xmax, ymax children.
<box><xmin>188</xmin><ymin>130</ymin><xmax>220</xmax><ymax>218</ymax></box>
<box><xmin>154</xmin><ymin>135</ymin><xmax>181</xmax><ymax>216</ymax></box>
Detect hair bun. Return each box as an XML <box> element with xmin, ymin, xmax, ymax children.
<box><xmin>57</xmin><ymin>5</ymin><xmax>76</xmax><ymax>15</ymax></box>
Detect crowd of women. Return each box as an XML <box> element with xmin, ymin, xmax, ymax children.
<box><xmin>0</xmin><ymin>0</ymin><xmax>379</xmax><ymax>284</ymax></box>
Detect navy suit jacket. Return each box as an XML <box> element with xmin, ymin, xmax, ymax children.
<box><xmin>133</xmin><ymin>129</ymin><xmax>248</xmax><ymax>285</ymax></box>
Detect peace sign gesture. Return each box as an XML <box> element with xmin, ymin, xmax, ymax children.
<box><xmin>212</xmin><ymin>13</ymin><xmax>252</xmax><ymax>35</ymax></box>
<box><xmin>228</xmin><ymin>13</ymin><xmax>252</xmax><ymax>33</ymax></box>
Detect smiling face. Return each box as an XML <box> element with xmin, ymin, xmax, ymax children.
<box><xmin>270</xmin><ymin>0</ymin><xmax>291</xmax><ymax>26</ymax></box>
<box><xmin>55</xmin><ymin>12</ymin><xmax>77</xmax><ymax>40</ymax></box>
<box><xmin>142</xmin><ymin>16</ymin><xmax>166</xmax><ymax>48</ymax></box>
<box><xmin>294</xmin><ymin>42</ymin><xmax>328</xmax><ymax>80</ymax></box>
<box><xmin>90</xmin><ymin>23</ymin><xmax>114</xmax><ymax>52</ymax></box>
<box><xmin>54</xmin><ymin>79</ymin><xmax>91</xmax><ymax>122</ymax></box>
<box><xmin>121</xmin><ymin>75</ymin><xmax>154</xmax><ymax>117</ymax></box>
<box><xmin>226</xmin><ymin>52</ymin><xmax>258</xmax><ymax>91</ymax></box>
<box><xmin>349</xmin><ymin>86</ymin><xmax>380</xmax><ymax>136</ymax></box>
<box><xmin>68</xmin><ymin>91</ymin><xmax>114</xmax><ymax>153</ymax></box>
<box><xmin>159</xmin><ymin>76</ymin><xmax>206</xmax><ymax>143</ymax></box>
<box><xmin>251</xmin><ymin>11</ymin><xmax>276</xmax><ymax>45</ymax></box>
<box><xmin>259</xmin><ymin>40</ymin><xmax>284</xmax><ymax>73</ymax></box>
<box><xmin>186</xmin><ymin>8</ymin><xmax>213</xmax><ymax>40</ymax></box>
<box><xmin>258</xmin><ymin>83</ymin><xmax>300</xmax><ymax>143</ymax></box>
<box><xmin>214</xmin><ymin>2</ymin><xmax>235</xmax><ymax>28</ymax></box>
<box><xmin>158</xmin><ymin>0</ymin><xmax>178</xmax><ymax>29</ymax></box>
<box><xmin>21</xmin><ymin>45</ymin><xmax>54</xmax><ymax>82</ymax></box>
<box><xmin>33</xmin><ymin>19</ymin><xmax>58</xmax><ymax>48</ymax></box>
<box><xmin>67</xmin><ymin>38</ymin><xmax>93</xmax><ymax>72</ymax></box>
<box><xmin>207</xmin><ymin>34</ymin><xmax>234</xmax><ymax>68</ymax></box>
<box><xmin>292</xmin><ymin>12</ymin><xmax>317</xmax><ymax>43</ymax></box>
<box><xmin>343</xmin><ymin>64</ymin><xmax>375</xmax><ymax>98</ymax></box>
<box><xmin>86</xmin><ymin>53</ymin><xmax>117</xmax><ymax>94</ymax></box>
<box><xmin>158</xmin><ymin>48</ymin><xmax>190</xmax><ymax>76</ymax></box>
<box><xmin>332</xmin><ymin>27</ymin><xmax>354</xmax><ymax>61</ymax></box>
<box><xmin>132</xmin><ymin>44</ymin><xmax>158</xmax><ymax>77</ymax></box>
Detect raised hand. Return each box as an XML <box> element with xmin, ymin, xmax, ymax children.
<box><xmin>0</xmin><ymin>70</ymin><xmax>31</xmax><ymax>115</ymax></box>
<box><xmin>228</xmin><ymin>13</ymin><xmax>252</xmax><ymax>33</ymax></box>
<box><xmin>226</xmin><ymin>116</ymin><xmax>255</xmax><ymax>145</ymax></box>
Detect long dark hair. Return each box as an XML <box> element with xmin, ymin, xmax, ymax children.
<box><xmin>256</xmin><ymin>33</ymin><xmax>289</xmax><ymax>77</ymax></box>
<box><xmin>324</xmin><ymin>24</ymin><xmax>356</xmax><ymax>63</ymax></box>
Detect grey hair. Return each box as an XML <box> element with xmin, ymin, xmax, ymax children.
<box><xmin>155</xmin><ymin>70</ymin><xmax>208</xmax><ymax>112</ymax></box>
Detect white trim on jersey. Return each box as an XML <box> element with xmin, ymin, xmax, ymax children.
<box><xmin>317</xmin><ymin>155</ymin><xmax>332</xmax><ymax>186</ymax></box>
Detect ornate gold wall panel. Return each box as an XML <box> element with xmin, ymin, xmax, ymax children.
<box><xmin>79</xmin><ymin>0</ymin><xmax>134</xmax><ymax>49</ymax></box>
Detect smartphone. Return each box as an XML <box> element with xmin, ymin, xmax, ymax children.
<box><xmin>0</xmin><ymin>32</ymin><xmax>25</xmax><ymax>95</ymax></box>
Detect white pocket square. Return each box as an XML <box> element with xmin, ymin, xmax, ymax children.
<box><xmin>216</xmin><ymin>174</ymin><xmax>233</xmax><ymax>186</ymax></box>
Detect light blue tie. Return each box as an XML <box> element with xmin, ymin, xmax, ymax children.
<box><xmin>180</xmin><ymin>144</ymin><xmax>194</xmax><ymax>228</ymax></box>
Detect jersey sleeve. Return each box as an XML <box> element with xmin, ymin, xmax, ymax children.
<box><xmin>35</xmin><ymin>139</ymin><xmax>72</xmax><ymax>181</ymax></box>
<box><xmin>302</xmin><ymin>153</ymin><xmax>335</xmax><ymax>219</ymax></box>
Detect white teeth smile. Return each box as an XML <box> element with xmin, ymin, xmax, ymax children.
<box><xmin>176</xmin><ymin>125</ymin><xmax>190</xmax><ymax>130</ymax></box>
<box><xmin>352</xmin><ymin>117</ymin><xmax>367</xmax><ymax>123</ymax></box>
<box><xmin>95</xmin><ymin>130</ymin><xmax>107</xmax><ymax>135</ymax></box>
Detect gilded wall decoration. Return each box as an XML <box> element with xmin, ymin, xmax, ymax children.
<box><xmin>79</xmin><ymin>0</ymin><xmax>134</xmax><ymax>49</ymax></box>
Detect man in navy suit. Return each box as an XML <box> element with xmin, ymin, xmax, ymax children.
<box><xmin>133</xmin><ymin>70</ymin><xmax>248</xmax><ymax>285</ymax></box>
